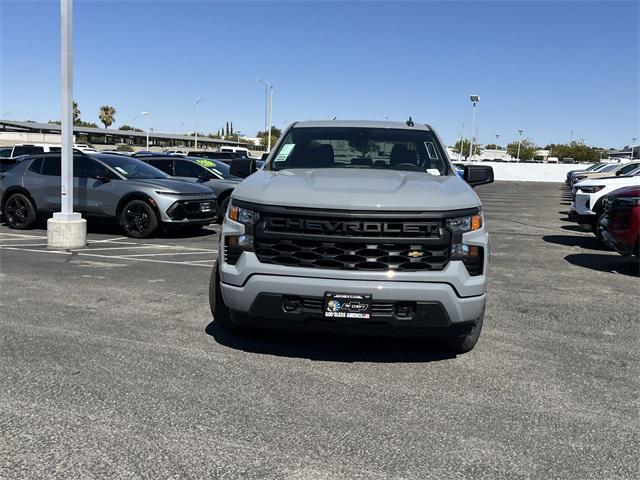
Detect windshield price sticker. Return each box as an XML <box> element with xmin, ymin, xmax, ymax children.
<box><xmin>275</xmin><ymin>144</ymin><xmax>295</xmax><ymax>162</ymax></box>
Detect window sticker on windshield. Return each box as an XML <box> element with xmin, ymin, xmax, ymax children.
<box><xmin>196</xmin><ymin>159</ymin><xmax>215</xmax><ymax>168</ymax></box>
<box><xmin>275</xmin><ymin>144</ymin><xmax>295</xmax><ymax>162</ymax></box>
<box><xmin>114</xmin><ymin>166</ymin><xmax>128</xmax><ymax>175</ymax></box>
<box><xmin>426</xmin><ymin>168</ymin><xmax>441</xmax><ymax>176</ymax></box>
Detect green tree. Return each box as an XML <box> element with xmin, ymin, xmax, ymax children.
<box><xmin>98</xmin><ymin>105</ymin><xmax>116</xmax><ymax>129</ymax></box>
<box><xmin>73</xmin><ymin>101</ymin><xmax>80</xmax><ymax>123</ymax></box>
<box><xmin>507</xmin><ymin>138</ymin><xmax>538</xmax><ymax>161</ymax></box>
<box><xmin>451</xmin><ymin>138</ymin><xmax>481</xmax><ymax>158</ymax></box>
<box><xmin>257</xmin><ymin>126</ymin><xmax>282</xmax><ymax>148</ymax></box>
<box><xmin>484</xmin><ymin>143</ymin><xmax>501</xmax><ymax>150</ymax></box>
<box><xmin>119</xmin><ymin>124</ymin><xmax>143</xmax><ymax>132</ymax></box>
<box><xmin>544</xmin><ymin>141</ymin><xmax>601</xmax><ymax>163</ymax></box>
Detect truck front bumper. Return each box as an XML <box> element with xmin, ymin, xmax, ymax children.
<box><xmin>220</xmin><ymin>273</ymin><xmax>485</xmax><ymax>336</ymax></box>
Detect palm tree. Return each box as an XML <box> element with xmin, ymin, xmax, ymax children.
<box><xmin>98</xmin><ymin>105</ymin><xmax>116</xmax><ymax>129</ymax></box>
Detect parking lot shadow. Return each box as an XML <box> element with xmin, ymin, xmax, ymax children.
<box><xmin>565</xmin><ymin>254</ymin><xmax>640</xmax><ymax>277</ymax></box>
<box><xmin>561</xmin><ymin>225</ymin><xmax>588</xmax><ymax>233</ymax></box>
<box><xmin>205</xmin><ymin>322</ymin><xmax>457</xmax><ymax>363</ymax></box>
<box><xmin>543</xmin><ymin>234</ymin><xmax>610</xmax><ymax>251</ymax></box>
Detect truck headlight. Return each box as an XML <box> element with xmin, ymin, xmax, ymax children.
<box><xmin>228</xmin><ymin>204</ymin><xmax>256</xmax><ymax>224</ymax></box>
<box><xmin>446</xmin><ymin>213</ymin><xmax>483</xmax><ymax>233</ymax></box>
<box><xmin>446</xmin><ymin>212</ymin><xmax>484</xmax><ymax>276</ymax></box>
<box><xmin>224</xmin><ymin>202</ymin><xmax>257</xmax><ymax>263</ymax></box>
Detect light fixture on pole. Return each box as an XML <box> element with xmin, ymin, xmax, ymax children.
<box><xmin>48</xmin><ymin>0</ymin><xmax>86</xmax><ymax>249</ymax></box>
<box><xmin>141</xmin><ymin>111</ymin><xmax>151</xmax><ymax>149</ymax></box>
<box><xmin>468</xmin><ymin>95</ymin><xmax>479</xmax><ymax>161</ymax></box>
<box><xmin>516</xmin><ymin>129</ymin><xmax>524</xmax><ymax>162</ymax></box>
<box><xmin>194</xmin><ymin>96</ymin><xmax>208</xmax><ymax>150</ymax></box>
<box><xmin>256</xmin><ymin>79</ymin><xmax>274</xmax><ymax>151</ymax></box>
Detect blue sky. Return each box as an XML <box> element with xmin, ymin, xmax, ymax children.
<box><xmin>1</xmin><ymin>0</ymin><xmax>638</xmax><ymax>148</ymax></box>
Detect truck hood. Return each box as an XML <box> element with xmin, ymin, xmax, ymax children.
<box><xmin>232</xmin><ymin>168</ymin><xmax>481</xmax><ymax>211</ymax></box>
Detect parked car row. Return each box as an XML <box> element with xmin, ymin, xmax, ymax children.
<box><xmin>566</xmin><ymin>162</ymin><xmax>639</xmax><ymax>188</ymax></box>
<box><xmin>0</xmin><ymin>152</ymin><xmax>253</xmax><ymax>238</ymax></box>
<box><xmin>568</xmin><ymin>161</ymin><xmax>640</xmax><ymax>259</ymax></box>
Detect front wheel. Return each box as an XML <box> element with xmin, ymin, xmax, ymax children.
<box><xmin>3</xmin><ymin>193</ymin><xmax>37</xmax><ymax>229</ymax></box>
<box><xmin>209</xmin><ymin>261</ymin><xmax>248</xmax><ymax>336</ymax></box>
<box><xmin>217</xmin><ymin>195</ymin><xmax>231</xmax><ymax>223</ymax></box>
<box><xmin>120</xmin><ymin>199</ymin><xmax>158</xmax><ymax>238</ymax></box>
<box><xmin>443</xmin><ymin>312</ymin><xmax>484</xmax><ymax>354</ymax></box>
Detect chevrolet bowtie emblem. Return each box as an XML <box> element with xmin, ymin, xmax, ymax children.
<box><xmin>407</xmin><ymin>251</ymin><xmax>424</xmax><ymax>258</ymax></box>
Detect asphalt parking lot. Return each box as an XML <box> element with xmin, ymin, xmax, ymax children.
<box><xmin>1</xmin><ymin>181</ymin><xmax>638</xmax><ymax>479</ymax></box>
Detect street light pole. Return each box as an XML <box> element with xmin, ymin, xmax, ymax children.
<box><xmin>495</xmin><ymin>134</ymin><xmax>500</xmax><ymax>149</ymax></box>
<box><xmin>267</xmin><ymin>85</ymin><xmax>273</xmax><ymax>151</ymax></box>
<box><xmin>469</xmin><ymin>95</ymin><xmax>479</xmax><ymax>161</ymax></box>
<box><xmin>632</xmin><ymin>137</ymin><xmax>637</xmax><ymax>160</ymax></box>
<box><xmin>256</xmin><ymin>79</ymin><xmax>274</xmax><ymax>151</ymax></box>
<box><xmin>194</xmin><ymin>96</ymin><xmax>208</xmax><ymax>150</ymax></box>
<box><xmin>142</xmin><ymin>111</ymin><xmax>151</xmax><ymax>149</ymax></box>
<box><xmin>517</xmin><ymin>129</ymin><xmax>524</xmax><ymax>162</ymax></box>
<box><xmin>48</xmin><ymin>0</ymin><xmax>86</xmax><ymax>249</ymax></box>
<box><xmin>458</xmin><ymin>123</ymin><xmax>465</xmax><ymax>161</ymax></box>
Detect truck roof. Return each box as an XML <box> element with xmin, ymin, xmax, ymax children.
<box><xmin>292</xmin><ymin>120</ymin><xmax>432</xmax><ymax>131</ymax></box>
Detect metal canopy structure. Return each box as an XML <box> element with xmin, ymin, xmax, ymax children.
<box><xmin>0</xmin><ymin>119</ymin><xmax>257</xmax><ymax>150</ymax></box>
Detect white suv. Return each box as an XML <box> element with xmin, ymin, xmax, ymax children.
<box><xmin>570</xmin><ymin>165</ymin><xmax>640</xmax><ymax>231</ymax></box>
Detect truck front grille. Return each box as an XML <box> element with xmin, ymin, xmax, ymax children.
<box><xmin>254</xmin><ymin>210</ymin><xmax>452</xmax><ymax>272</ymax></box>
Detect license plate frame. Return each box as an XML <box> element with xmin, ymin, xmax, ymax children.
<box><xmin>200</xmin><ymin>202</ymin><xmax>212</xmax><ymax>213</ymax></box>
<box><xmin>324</xmin><ymin>292</ymin><xmax>372</xmax><ymax>320</ymax></box>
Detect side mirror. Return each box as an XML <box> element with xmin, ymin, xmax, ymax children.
<box><xmin>229</xmin><ymin>158</ymin><xmax>257</xmax><ymax>178</ymax></box>
<box><xmin>95</xmin><ymin>175</ymin><xmax>111</xmax><ymax>183</ymax></box>
<box><xmin>463</xmin><ymin>165</ymin><xmax>494</xmax><ymax>187</ymax></box>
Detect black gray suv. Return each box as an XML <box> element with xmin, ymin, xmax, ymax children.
<box><xmin>0</xmin><ymin>153</ymin><xmax>217</xmax><ymax>237</ymax></box>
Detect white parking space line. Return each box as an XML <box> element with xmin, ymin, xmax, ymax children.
<box><xmin>185</xmin><ymin>259</ymin><xmax>218</xmax><ymax>263</ymax></box>
<box><xmin>76</xmin><ymin>252</ymin><xmax>213</xmax><ymax>267</ymax></box>
<box><xmin>0</xmin><ymin>247</ymin><xmax>71</xmax><ymax>255</ymax></box>
<box><xmin>0</xmin><ymin>237</ymin><xmax>47</xmax><ymax>242</ymax></box>
<box><xmin>88</xmin><ymin>236</ymin><xmax>129</xmax><ymax>243</ymax></box>
<box><xmin>75</xmin><ymin>245</ymin><xmax>178</xmax><ymax>252</ymax></box>
<box><xmin>118</xmin><ymin>251</ymin><xmax>215</xmax><ymax>257</ymax></box>
<box><xmin>0</xmin><ymin>233</ymin><xmax>47</xmax><ymax>238</ymax></box>
<box><xmin>0</xmin><ymin>243</ymin><xmax>49</xmax><ymax>247</ymax></box>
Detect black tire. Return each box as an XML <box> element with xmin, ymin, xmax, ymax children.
<box><xmin>443</xmin><ymin>312</ymin><xmax>484</xmax><ymax>354</ymax></box>
<box><xmin>209</xmin><ymin>261</ymin><xmax>248</xmax><ymax>336</ymax></box>
<box><xmin>592</xmin><ymin>213</ymin><xmax>604</xmax><ymax>242</ymax></box>
<box><xmin>120</xmin><ymin>199</ymin><xmax>158</xmax><ymax>238</ymax></box>
<box><xmin>3</xmin><ymin>193</ymin><xmax>37</xmax><ymax>229</ymax></box>
<box><xmin>217</xmin><ymin>194</ymin><xmax>231</xmax><ymax>223</ymax></box>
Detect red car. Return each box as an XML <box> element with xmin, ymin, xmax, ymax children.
<box><xmin>598</xmin><ymin>186</ymin><xmax>640</xmax><ymax>257</ymax></box>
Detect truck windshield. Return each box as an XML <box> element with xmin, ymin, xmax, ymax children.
<box><xmin>268</xmin><ymin>127</ymin><xmax>451</xmax><ymax>175</ymax></box>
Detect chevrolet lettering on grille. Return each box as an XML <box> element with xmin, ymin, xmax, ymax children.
<box><xmin>267</xmin><ymin>217</ymin><xmax>440</xmax><ymax>236</ymax></box>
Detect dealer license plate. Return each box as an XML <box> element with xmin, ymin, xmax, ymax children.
<box><xmin>324</xmin><ymin>292</ymin><xmax>372</xmax><ymax>320</ymax></box>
